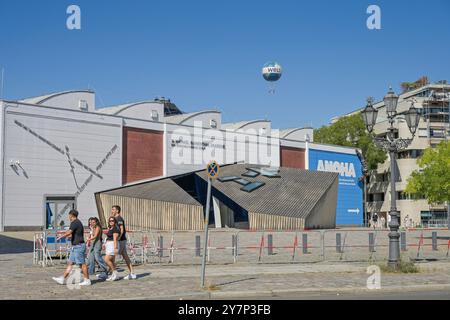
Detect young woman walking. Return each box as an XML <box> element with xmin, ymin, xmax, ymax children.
<box><xmin>104</xmin><ymin>216</ymin><xmax>120</xmax><ymax>281</ymax></box>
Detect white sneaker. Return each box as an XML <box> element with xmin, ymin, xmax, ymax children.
<box><xmin>106</xmin><ymin>271</ymin><xmax>118</xmax><ymax>281</ymax></box>
<box><xmin>79</xmin><ymin>278</ymin><xmax>91</xmax><ymax>286</ymax></box>
<box><xmin>52</xmin><ymin>276</ymin><xmax>65</xmax><ymax>285</ymax></box>
<box><xmin>124</xmin><ymin>273</ymin><xmax>137</xmax><ymax>280</ymax></box>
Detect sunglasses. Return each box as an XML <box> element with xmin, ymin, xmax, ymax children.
<box><xmin>109</xmin><ymin>220</ymin><xmax>115</xmax><ymax>223</ymax></box>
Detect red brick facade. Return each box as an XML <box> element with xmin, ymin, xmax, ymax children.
<box><xmin>122</xmin><ymin>127</ymin><xmax>164</xmax><ymax>184</ymax></box>
<box><xmin>280</xmin><ymin>146</ymin><xmax>305</xmax><ymax>169</ymax></box>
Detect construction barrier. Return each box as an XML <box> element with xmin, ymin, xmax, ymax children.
<box><xmin>32</xmin><ymin>228</ymin><xmax>450</xmax><ymax>267</ymax></box>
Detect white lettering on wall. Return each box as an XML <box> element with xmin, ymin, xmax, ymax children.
<box><xmin>317</xmin><ymin>160</ymin><xmax>356</xmax><ymax>178</ymax></box>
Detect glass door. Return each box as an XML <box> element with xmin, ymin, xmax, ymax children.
<box><xmin>45</xmin><ymin>196</ymin><xmax>76</xmax><ymax>230</ymax></box>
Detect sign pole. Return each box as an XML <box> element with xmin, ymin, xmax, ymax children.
<box><xmin>200</xmin><ymin>176</ymin><xmax>212</xmax><ymax>288</ymax></box>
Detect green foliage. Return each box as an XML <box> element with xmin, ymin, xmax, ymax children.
<box><xmin>401</xmin><ymin>76</ymin><xmax>429</xmax><ymax>93</ymax></box>
<box><xmin>405</xmin><ymin>141</ymin><xmax>450</xmax><ymax>204</ymax></box>
<box><xmin>314</xmin><ymin>114</ymin><xmax>386</xmax><ymax>170</ymax></box>
<box><xmin>378</xmin><ymin>259</ymin><xmax>419</xmax><ymax>274</ymax></box>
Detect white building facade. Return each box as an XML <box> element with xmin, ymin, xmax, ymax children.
<box><xmin>0</xmin><ymin>90</ymin><xmax>361</xmax><ymax>230</ymax></box>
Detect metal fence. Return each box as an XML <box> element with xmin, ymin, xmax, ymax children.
<box><xmin>33</xmin><ymin>228</ymin><xmax>450</xmax><ymax>267</ymax></box>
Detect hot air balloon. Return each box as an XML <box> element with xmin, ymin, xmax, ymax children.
<box><xmin>262</xmin><ymin>62</ymin><xmax>282</xmax><ymax>93</ymax></box>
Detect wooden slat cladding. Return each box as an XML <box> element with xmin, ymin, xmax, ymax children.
<box><xmin>123</xmin><ymin>127</ymin><xmax>163</xmax><ymax>184</ymax></box>
<box><xmin>280</xmin><ymin>146</ymin><xmax>305</xmax><ymax>169</ymax></box>
<box><xmin>248</xmin><ymin>212</ymin><xmax>305</xmax><ymax>230</ymax></box>
<box><xmin>99</xmin><ymin>194</ymin><xmax>203</xmax><ymax>230</ymax></box>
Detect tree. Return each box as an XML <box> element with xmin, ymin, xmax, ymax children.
<box><xmin>314</xmin><ymin>113</ymin><xmax>386</xmax><ymax>170</ymax></box>
<box><xmin>405</xmin><ymin>141</ymin><xmax>450</xmax><ymax>204</ymax></box>
<box><xmin>401</xmin><ymin>76</ymin><xmax>429</xmax><ymax>93</ymax></box>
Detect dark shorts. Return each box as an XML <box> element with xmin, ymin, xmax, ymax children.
<box><xmin>118</xmin><ymin>240</ymin><xmax>128</xmax><ymax>256</ymax></box>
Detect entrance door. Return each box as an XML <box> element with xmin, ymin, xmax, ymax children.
<box><xmin>45</xmin><ymin>196</ymin><xmax>76</xmax><ymax>230</ymax></box>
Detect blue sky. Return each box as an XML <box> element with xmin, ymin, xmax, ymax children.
<box><xmin>0</xmin><ymin>0</ymin><xmax>449</xmax><ymax>128</ymax></box>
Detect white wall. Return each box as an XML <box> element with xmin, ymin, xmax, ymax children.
<box><xmin>0</xmin><ymin>101</ymin><xmax>4</xmax><ymax>231</ymax></box>
<box><xmin>3</xmin><ymin>103</ymin><xmax>122</xmax><ymax>228</ymax></box>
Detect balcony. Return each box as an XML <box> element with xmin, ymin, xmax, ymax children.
<box><xmin>367</xmin><ymin>201</ymin><xmax>385</xmax><ymax>213</ymax></box>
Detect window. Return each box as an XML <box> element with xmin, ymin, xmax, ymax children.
<box><xmin>218</xmin><ymin>176</ymin><xmax>239</xmax><ymax>182</ymax></box>
<box><xmin>151</xmin><ymin>110</ymin><xmax>159</xmax><ymax>121</ymax></box>
<box><xmin>242</xmin><ymin>170</ymin><xmax>260</xmax><ymax>178</ymax></box>
<box><xmin>430</xmin><ymin>129</ymin><xmax>445</xmax><ymax>138</ymax></box>
<box><xmin>369</xmin><ymin>193</ymin><xmax>385</xmax><ymax>202</ymax></box>
<box><xmin>418</xmin><ymin>128</ymin><xmax>428</xmax><ymax>138</ymax></box>
<box><xmin>78</xmin><ymin>100</ymin><xmax>88</xmax><ymax>111</ymax></box>
<box><xmin>398</xmin><ymin>149</ymin><xmax>423</xmax><ymax>159</ymax></box>
<box><xmin>234</xmin><ymin>178</ymin><xmax>251</xmax><ymax>186</ymax></box>
<box><xmin>397</xmin><ymin>191</ymin><xmax>425</xmax><ymax>200</ymax></box>
<box><xmin>247</xmin><ymin>167</ymin><xmax>280</xmax><ymax>178</ymax></box>
<box><xmin>210</xmin><ymin>119</ymin><xmax>217</xmax><ymax>128</ymax></box>
<box><xmin>241</xmin><ymin>181</ymin><xmax>265</xmax><ymax>192</ymax></box>
<box><xmin>376</xmin><ymin>173</ymin><xmax>389</xmax><ymax>182</ymax></box>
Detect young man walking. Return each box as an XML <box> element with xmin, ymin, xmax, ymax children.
<box><xmin>112</xmin><ymin>205</ymin><xmax>136</xmax><ymax>280</ymax></box>
<box><xmin>52</xmin><ymin>209</ymin><xmax>91</xmax><ymax>286</ymax></box>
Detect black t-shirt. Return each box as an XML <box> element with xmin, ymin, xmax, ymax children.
<box><xmin>106</xmin><ymin>226</ymin><xmax>120</xmax><ymax>241</ymax></box>
<box><xmin>69</xmin><ymin>219</ymin><xmax>84</xmax><ymax>245</ymax></box>
<box><xmin>116</xmin><ymin>215</ymin><xmax>127</xmax><ymax>241</ymax></box>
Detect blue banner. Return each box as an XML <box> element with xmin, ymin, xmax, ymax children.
<box><xmin>309</xmin><ymin>149</ymin><xmax>364</xmax><ymax>226</ymax></box>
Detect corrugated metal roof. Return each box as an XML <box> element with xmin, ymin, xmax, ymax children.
<box><xmin>196</xmin><ymin>164</ymin><xmax>338</xmax><ymax>219</ymax></box>
<box><xmin>102</xmin><ymin>178</ymin><xmax>202</xmax><ymax>206</ymax></box>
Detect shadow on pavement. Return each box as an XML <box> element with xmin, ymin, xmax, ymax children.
<box><xmin>216</xmin><ymin>277</ymin><xmax>257</xmax><ymax>287</ymax></box>
<box><xmin>0</xmin><ymin>234</ymin><xmax>34</xmax><ymax>254</ymax></box>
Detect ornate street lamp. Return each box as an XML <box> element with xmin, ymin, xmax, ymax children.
<box><xmin>361</xmin><ymin>97</ymin><xmax>378</xmax><ymax>133</ymax></box>
<box><xmin>384</xmin><ymin>86</ymin><xmax>399</xmax><ymax>118</ymax></box>
<box><xmin>361</xmin><ymin>87</ymin><xmax>420</xmax><ymax>269</ymax></box>
<box><xmin>405</xmin><ymin>104</ymin><xmax>421</xmax><ymax>135</ymax></box>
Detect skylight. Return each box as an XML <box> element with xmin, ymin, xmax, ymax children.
<box><xmin>242</xmin><ymin>170</ymin><xmax>259</xmax><ymax>178</ymax></box>
<box><xmin>234</xmin><ymin>178</ymin><xmax>251</xmax><ymax>186</ymax></box>
<box><xmin>240</xmin><ymin>181</ymin><xmax>265</xmax><ymax>192</ymax></box>
<box><xmin>218</xmin><ymin>176</ymin><xmax>239</xmax><ymax>182</ymax></box>
<box><xmin>247</xmin><ymin>167</ymin><xmax>280</xmax><ymax>178</ymax></box>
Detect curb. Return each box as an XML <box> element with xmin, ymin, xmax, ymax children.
<box><xmin>209</xmin><ymin>283</ymin><xmax>450</xmax><ymax>299</ymax></box>
<box><xmin>143</xmin><ymin>283</ymin><xmax>450</xmax><ymax>300</ymax></box>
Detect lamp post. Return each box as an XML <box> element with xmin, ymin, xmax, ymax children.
<box><xmin>361</xmin><ymin>88</ymin><xmax>420</xmax><ymax>268</ymax></box>
<box><xmin>356</xmin><ymin>150</ymin><xmax>369</xmax><ymax>227</ymax></box>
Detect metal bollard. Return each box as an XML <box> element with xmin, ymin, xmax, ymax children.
<box><xmin>231</xmin><ymin>235</ymin><xmax>236</xmax><ymax>256</ymax></box>
<box><xmin>195</xmin><ymin>235</ymin><xmax>201</xmax><ymax>257</ymax></box>
<box><xmin>320</xmin><ymin>230</ymin><xmax>325</xmax><ymax>261</ymax></box>
<box><xmin>369</xmin><ymin>232</ymin><xmax>375</xmax><ymax>252</ymax></box>
<box><xmin>267</xmin><ymin>234</ymin><xmax>273</xmax><ymax>255</ymax></box>
<box><xmin>432</xmin><ymin>232</ymin><xmax>438</xmax><ymax>251</ymax></box>
<box><xmin>302</xmin><ymin>233</ymin><xmax>308</xmax><ymax>254</ymax></box>
<box><xmin>336</xmin><ymin>233</ymin><xmax>342</xmax><ymax>253</ymax></box>
<box><xmin>400</xmin><ymin>232</ymin><xmax>407</xmax><ymax>251</ymax></box>
<box><xmin>158</xmin><ymin>236</ymin><xmax>163</xmax><ymax>258</ymax></box>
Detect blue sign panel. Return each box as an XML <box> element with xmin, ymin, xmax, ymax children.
<box><xmin>309</xmin><ymin>149</ymin><xmax>363</xmax><ymax>226</ymax></box>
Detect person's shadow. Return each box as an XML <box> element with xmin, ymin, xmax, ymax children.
<box><xmin>0</xmin><ymin>235</ymin><xmax>33</xmax><ymax>254</ymax></box>
<box><xmin>91</xmin><ymin>272</ymin><xmax>152</xmax><ymax>284</ymax></box>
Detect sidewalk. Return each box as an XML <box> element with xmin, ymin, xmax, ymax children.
<box><xmin>1</xmin><ymin>250</ymin><xmax>450</xmax><ymax>299</ymax></box>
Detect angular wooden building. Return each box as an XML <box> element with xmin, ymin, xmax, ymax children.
<box><xmin>95</xmin><ymin>164</ymin><xmax>339</xmax><ymax>231</ymax></box>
